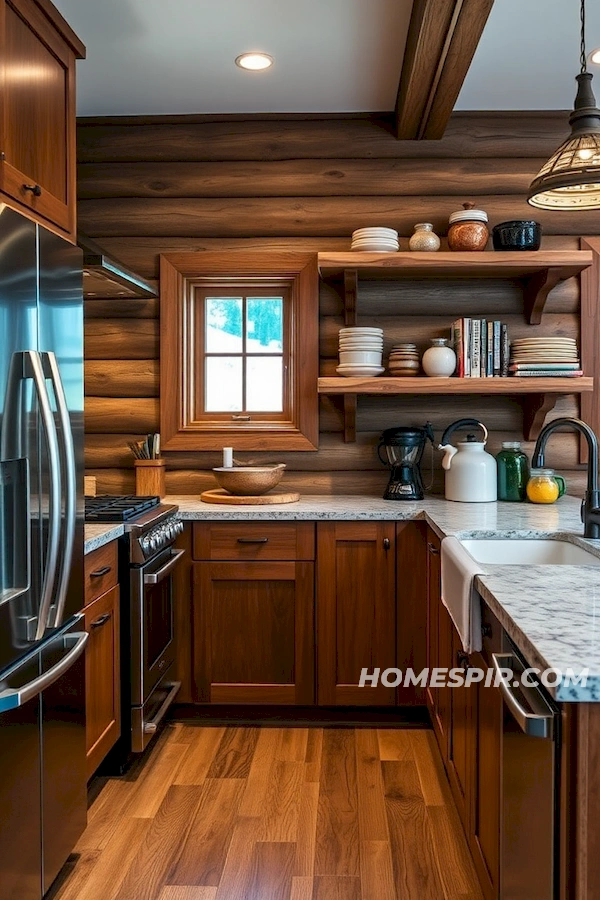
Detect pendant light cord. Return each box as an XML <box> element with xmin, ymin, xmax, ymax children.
<box><xmin>581</xmin><ymin>0</ymin><xmax>587</xmax><ymax>74</ymax></box>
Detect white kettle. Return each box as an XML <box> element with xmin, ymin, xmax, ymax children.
<box><xmin>438</xmin><ymin>418</ymin><xmax>497</xmax><ymax>502</ymax></box>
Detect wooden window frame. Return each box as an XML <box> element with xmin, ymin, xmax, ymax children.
<box><xmin>160</xmin><ymin>251</ymin><xmax>319</xmax><ymax>451</ymax></box>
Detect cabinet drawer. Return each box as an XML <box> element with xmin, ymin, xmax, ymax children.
<box><xmin>84</xmin><ymin>585</ymin><xmax>120</xmax><ymax>778</ymax></box>
<box><xmin>84</xmin><ymin>541</ymin><xmax>118</xmax><ymax>605</ymax></box>
<box><xmin>193</xmin><ymin>522</ymin><xmax>315</xmax><ymax>561</ymax></box>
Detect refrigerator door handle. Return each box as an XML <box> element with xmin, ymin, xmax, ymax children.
<box><xmin>42</xmin><ymin>352</ymin><xmax>76</xmax><ymax>629</ymax></box>
<box><xmin>0</xmin><ymin>631</ymin><xmax>88</xmax><ymax>712</ymax></box>
<box><xmin>1</xmin><ymin>352</ymin><xmax>63</xmax><ymax>640</ymax></box>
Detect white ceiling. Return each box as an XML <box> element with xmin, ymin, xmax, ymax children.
<box><xmin>52</xmin><ymin>0</ymin><xmax>412</xmax><ymax>116</ymax></box>
<box><xmin>53</xmin><ymin>0</ymin><xmax>600</xmax><ymax>117</ymax></box>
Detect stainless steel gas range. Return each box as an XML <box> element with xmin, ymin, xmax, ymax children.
<box><xmin>85</xmin><ymin>496</ymin><xmax>185</xmax><ymax>767</ymax></box>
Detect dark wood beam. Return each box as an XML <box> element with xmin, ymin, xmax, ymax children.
<box><xmin>396</xmin><ymin>0</ymin><xmax>494</xmax><ymax>140</ymax></box>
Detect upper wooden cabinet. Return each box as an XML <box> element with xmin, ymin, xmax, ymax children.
<box><xmin>0</xmin><ymin>0</ymin><xmax>85</xmax><ymax>240</ymax></box>
<box><xmin>160</xmin><ymin>251</ymin><xmax>319</xmax><ymax>451</ymax></box>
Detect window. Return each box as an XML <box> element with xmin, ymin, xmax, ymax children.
<box><xmin>160</xmin><ymin>252</ymin><xmax>319</xmax><ymax>451</ymax></box>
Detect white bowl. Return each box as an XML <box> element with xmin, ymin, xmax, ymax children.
<box><xmin>339</xmin><ymin>350</ymin><xmax>383</xmax><ymax>364</ymax></box>
<box><xmin>336</xmin><ymin>365</ymin><xmax>385</xmax><ymax>377</ymax></box>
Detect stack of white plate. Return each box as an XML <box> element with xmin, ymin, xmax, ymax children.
<box><xmin>351</xmin><ymin>227</ymin><xmax>399</xmax><ymax>252</ymax></box>
<box><xmin>337</xmin><ymin>327</ymin><xmax>384</xmax><ymax>377</ymax></box>
<box><xmin>509</xmin><ymin>337</ymin><xmax>581</xmax><ymax>375</ymax></box>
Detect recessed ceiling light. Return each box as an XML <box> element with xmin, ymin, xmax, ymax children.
<box><xmin>235</xmin><ymin>52</ymin><xmax>274</xmax><ymax>71</ymax></box>
<box><xmin>590</xmin><ymin>48</ymin><xmax>600</xmax><ymax>65</ymax></box>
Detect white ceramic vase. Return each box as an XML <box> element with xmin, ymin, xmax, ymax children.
<box><xmin>422</xmin><ymin>338</ymin><xmax>456</xmax><ymax>377</ymax></box>
<box><xmin>408</xmin><ymin>223</ymin><xmax>441</xmax><ymax>252</ymax></box>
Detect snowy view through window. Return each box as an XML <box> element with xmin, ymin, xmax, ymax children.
<box><xmin>205</xmin><ymin>296</ymin><xmax>284</xmax><ymax>413</ymax></box>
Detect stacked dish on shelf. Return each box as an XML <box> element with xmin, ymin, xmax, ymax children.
<box><xmin>388</xmin><ymin>343</ymin><xmax>421</xmax><ymax>376</ymax></box>
<box><xmin>351</xmin><ymin>227</ymin><xmax>399</xmax><ymax>252</ymax></box>
<box><xmin>509</xmin><ymin>337</ymin><xmax>582</xmax><ymax>377</ymax></box>
<box><xmin>337</xmin><ymin>327</ymin><xmax>384</xmax><ymax>377</ymax></box>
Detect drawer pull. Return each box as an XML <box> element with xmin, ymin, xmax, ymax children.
<box><xmin>23</xmin><ymin>183</ymin><xmax>42</xmax><ymax>197</ymax></box>
<box><xmin>428</xmin><ymin>542</ymin><xmax>440</xmax><ymax>555</ymax></box>
<box><xmin>90</xmin><ymin>613</ymin><xmax>111</xmax><ymax>629</ymax></box>
<box><xmin>236</xmin><ymin>537</ymin><xmax>269</xmax><ymax>544</ymax></box>
<box><xmin>90</xmin><ymin>565</ymin><xmax>112</xmax><ymax>578</ymax></box>
<box><xmin>383</xmin><ymin>538</ymin><xmax>391</xmax><ymax>551</ymax></box>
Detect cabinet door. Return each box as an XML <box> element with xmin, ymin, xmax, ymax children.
<box><xmin>317</xmin><ymin>521</ymin><xmax>396</xmax><ymax>705</ymax></box>
<box><xmin>84</xmin><ymin>585</ymin><xmax>120</xmax><ymax>779</ymax></box>
<box><xmin>427</xmin><ymin>531</ymin><xmax>453</xmax><ymax>760</ymax></box>
<box><xmin>396</xmin><ymin>521</ymin><xmax>428</xmax><ymax>706</ymax></box>
<box><xmin>470</xmin><ymin>650</ymin><xmax>502</xmax><ymax>900</ymax></box>
<box><xmin>0</xmin><ymin>0</ymin><xmax>78</xmax><ymax>237</ymax></box>
<box><xmin>193</xmin><ymin>561</ymin><xmax>314</xmax><ymax>705</ymax></box>
<box><xmin>447</xmin><ymin>628</ymin><xmax>473</xmax><ymax>827</ymax></box>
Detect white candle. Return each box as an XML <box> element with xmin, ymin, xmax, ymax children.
<box><xmin>223</xmin><ymin>447</ymin><xmax>233</xmax><ymax>468</ymax></box>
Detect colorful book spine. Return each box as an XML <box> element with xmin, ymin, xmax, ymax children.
<box><xmin>471</xmin><ymin>319</ymin><xmax>481</xmax><ymax>378</ymax></box>
<box><xmin>487</xmin><ymin>321</ymin><xmax>494</xmax><ymax>377</ymax></box>
<box><xmin>480</xmin><ymin>319</ymin><xmax>487</xmax><ymax>378</ymax></box>
<box><xmin>452</xmin><ymin>319</ymin><xmax>464</xmax><ymax>377</ymax></box>
<box><xmin>463</xmin><ymin>319</ymin><xmax>471</xmax><ymax>377</ymax></box>
<box><xmin>493</xmin><ymin>321</ymin><xmax>501</xmax><ymax>376</ymax></box>
<box><xmin>501</xmin><ymin>325</ymin><xmax>510</xmax><ymax>377</ymax></box>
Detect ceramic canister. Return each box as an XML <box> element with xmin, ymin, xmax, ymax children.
<box><xmin>408</xmin><ymin>223</ymin><xmax>441</xmax><ymax>252</ymax></box>
<box><xmin>448</xmin><ymin>202</ymin><xmax>489</xmax><ymax>251</ymax></box>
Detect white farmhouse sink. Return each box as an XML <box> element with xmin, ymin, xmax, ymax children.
<box><xmin>460</xmin><ymin>538</ymin><xmax>600</xmax><ymax>566</ymax></box>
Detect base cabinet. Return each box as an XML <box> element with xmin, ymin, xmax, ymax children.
<box><xmin>193</xmin><ymin>561</ymin><xmax>314</xmax><ymax>704</ymax></box>
<box><xmin>316</xmin><ymin>521</ymin><xmax>396</xmax><ymax>705</ymax></box>
<box><xmin>83</xmin><ymin>584</ymin><xmax>120</xmax><ymax>779</ymax></box>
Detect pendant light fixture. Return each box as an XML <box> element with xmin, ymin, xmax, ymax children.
<box><xmin>528</xmin><ymin>0</ymin><xmax>600</xmax><ymax>210</ymax></box>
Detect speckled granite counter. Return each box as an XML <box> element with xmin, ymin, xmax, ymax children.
<box><xmin>84</xmin><ymin>523</ymin><xmax>124</xmax><ymax>554</ymax></box>
<box><xmin>166</xmin><ymin>493</ymin><xmax>600</xmax><ymax>701</ymax></box>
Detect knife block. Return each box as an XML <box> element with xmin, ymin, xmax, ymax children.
<box><xmin>134</xmin><ymin>459</ymin><xmax>166</xmax><ymax>498</ymax></box>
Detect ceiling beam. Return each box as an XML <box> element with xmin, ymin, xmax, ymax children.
<box><xmin>396</xmin><ymin>0</ymin><xmax>494</xmax><ymax>140</ymax></box>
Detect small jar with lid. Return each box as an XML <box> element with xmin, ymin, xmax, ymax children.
<box><xmin>526</xmin><ymin>468</ymin><xmax>566</xmax><ymax>504</ymax></box>
<box><xmin>496</xmin><ymin>441</ymin><xmax>529</xmax><ymax>502</ymax></box>
<box><xmin>409</xmin><ymin>223</ymin><xmax>440</xmax><ymax>252</ymax></box>
<box><xmin>448</xmin><ymin>202</ymin><xmax>489</xmax><ymax>251</ymax></box>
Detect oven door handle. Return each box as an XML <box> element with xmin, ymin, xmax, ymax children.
<box><xmin>143</xmin><ymin>548</ymin><xmax>186</xmax><ymax>585</ymax></box>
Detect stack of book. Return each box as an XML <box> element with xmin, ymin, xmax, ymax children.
<box><xmin>509</xmin><ymin>337</ymin><xmax>583</xmax><ymax>377</ymax></box>
<box><xmin>451</xmin><ymin>319</ymin><xmax>509</xmax><ymax>378</ymax></box>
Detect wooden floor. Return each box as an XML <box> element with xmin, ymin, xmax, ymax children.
<box><xmin>49</xmin><ymin>724</ymin><xmax>483</xmax><ymax>900</ymax></box>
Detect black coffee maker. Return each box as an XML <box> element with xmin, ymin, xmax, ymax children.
<box><xmin>377</xmin><ymin>423</ymin><xmax>435</xmax><ymax>500</ymax></box>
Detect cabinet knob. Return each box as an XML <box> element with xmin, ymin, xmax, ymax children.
<box><xmin>90</xmin><ymin>612</ymin><xmax>111</xmax><ymax>629</ymax></box>
<box><xmin>481</xmin><ymin>623</ymin><xmax>492</xmax><ymax>638</ymax></box>
<box><xmin>428</xmin><ymin>542</ymin><xmax>440</xmax><ymax>555</ymax></box>
<box><xmin>457</xmin><ymin>650</ymin><xmax>470</xmax><ymax>671</ymax></box>
<box><xmin>23</xmin><ymin>184</ymin><xmax>42</xmax><ymax>197</ymax></box>
<box><xmin>383</xmin><ymin>538</ymin><xmax>391</xmax><ymax>551</ymax></box>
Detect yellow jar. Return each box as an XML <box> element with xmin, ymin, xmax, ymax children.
<box><xmin>526</xmin><ymin>468</ymin><xmax>566</xmax><ymax>504</ymax></box>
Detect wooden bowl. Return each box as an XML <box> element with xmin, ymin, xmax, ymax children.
<box><xmin>212</xmin><ymin>464</ymin><xmax>286</xmax><ymax>496</ymax></box>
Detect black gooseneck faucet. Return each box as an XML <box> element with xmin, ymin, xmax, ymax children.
<box><xmin>532</xmin><ymin>417</ymin><xmax>600</xmax><ymax>539</ymax></box>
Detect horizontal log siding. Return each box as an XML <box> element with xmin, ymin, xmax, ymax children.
<box><xmin>79</xmin><ymin>112</ymin><xmax>590</xmax><ymax>497</ymax></box>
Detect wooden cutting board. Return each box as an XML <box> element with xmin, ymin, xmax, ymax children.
<box><xmin>200</xmin><ymin>489</ymin><xmax>300</xmax><ymax>505</ymax></box>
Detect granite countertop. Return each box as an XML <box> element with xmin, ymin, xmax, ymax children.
<box><xmin>166</xmin><ymin>493</ymin><xmax>600</xmax><ymax>702</ymax></box>
<box><xmin>84</xmin><ymin>523</ymin><xmax>124</xmax><ymax>554</ymax></box>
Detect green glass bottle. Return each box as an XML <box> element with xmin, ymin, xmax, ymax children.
<box><xmin>496</xmin><ymin>441</ymin><xmax>530</xmax><ymax>502</ymax></box>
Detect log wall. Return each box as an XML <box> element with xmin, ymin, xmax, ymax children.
<box><xmin>78</xmin><ymin>112</ymin><xmax>593</xmax><ymax>496</ymax></box>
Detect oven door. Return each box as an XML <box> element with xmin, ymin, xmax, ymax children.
<box><xmin>130</xmin><ymin>547</ymin><xmax>184</xmax><ymax>706</ymax></box>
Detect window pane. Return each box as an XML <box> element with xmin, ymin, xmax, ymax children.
<box><xmin>205</xmin><ymin>357</ymin><xmax>243</xmax><ymax>412</ymax></box>
<box><xmin>246</xmin><ymin>297</ymin><xmax>283</xmax><ymax>353</ymax></box>
<box><xmin>246</xmin><ymin>357</ymin><xmax>283</xmax><ymax>412</ymax></box>
<box><xmin>205</xmin><ymin>297</ymin><xmax>243</xmax><ymax>352</ymax></box>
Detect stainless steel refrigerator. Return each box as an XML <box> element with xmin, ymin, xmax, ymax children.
<box><xmin>0</xmin><ymin>207</ymin><xmax>87</xmax><ymax>899</ymax></box>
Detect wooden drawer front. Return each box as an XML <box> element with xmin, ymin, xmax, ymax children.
<box><xmin>84</xmin><ymin>585</ymin><xmax>120</xmax><ymax>778</ymax></box>
<box><xmin>193</xmin><ymin>522</ymin><xmax>315</xmax><ymax>561</ymax></box>
<box><xmin>84</xmin><ymin>541</ymin><xmax>118</xmax><ymax>605</ymax></box>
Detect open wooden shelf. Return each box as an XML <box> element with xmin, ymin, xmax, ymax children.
<box><xmin>318</xmin><ymin>250</ymin><xmax>593</xmax><ymax>325</ymax></box>
<box><xmin>318</xmin><ymin>377</ymin><xmax>594</xmax><ymax>444</ymax></box>
<box><xmin>318</xmin><ymin>376</ymin><xmax>594</xmax><ymax>395</ymax></box>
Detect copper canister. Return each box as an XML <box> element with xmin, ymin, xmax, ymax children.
<box><xmin>448</xmin><ymin>202</ymin><xmax>489</xmax><ymax>251</ymax></box>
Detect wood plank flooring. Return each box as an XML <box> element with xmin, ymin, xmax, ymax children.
<box><xmin>48</xmin><ymin>725</ymin><xmax>483</xmax><ymax>900</ymax></box>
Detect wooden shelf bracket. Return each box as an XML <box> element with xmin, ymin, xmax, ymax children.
<box><xmin>522</xmin><ymin>393</ymin><xmax>558</xmax><ymax>442</ymax></box>
<box><xmin>523</xmin><ymin>265</ymin><xmax>585</xmax><ymax>325</ymax></box>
